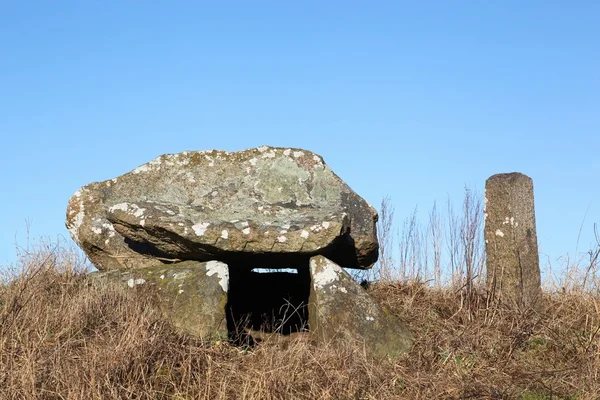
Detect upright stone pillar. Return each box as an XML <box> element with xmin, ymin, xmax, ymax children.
<box><xmin>485</xmin><ymin>173</ymin><xmax>541</xmax><ymax>308</ymax></box>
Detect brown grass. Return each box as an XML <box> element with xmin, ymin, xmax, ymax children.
<box><xmin>1</xmin><ymin>241</ymin><xmax>599</xmax><ymax>400</ymax></box>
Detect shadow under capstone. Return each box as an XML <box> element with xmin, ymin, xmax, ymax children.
<box><xmin>226</xmin><ymin>261</ymin><xmax>311</xmax><ymax>346</ymax></box>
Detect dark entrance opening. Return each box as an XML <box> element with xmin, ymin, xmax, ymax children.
<box><xmin>226</xmin><ymin>262</ymin><xmax>311</xmax><ymax>346</ymax></box>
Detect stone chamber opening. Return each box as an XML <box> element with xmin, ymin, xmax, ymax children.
<box><xmin>226</xmin><ymin>261</ymin><xmax>311</xmax><ymax>346</ymax></box>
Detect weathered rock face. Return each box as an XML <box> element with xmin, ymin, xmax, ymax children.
<box><xmin>66</xmin><ymin>146</ymin><xmax>378</xmax><ymax>271</ymax></box>
<box><xmin>308</xmin><ymin>255</ymin><xmax>413</xmax><ymax>358</ymax></box>
<box><xmin>485</xmin><ymin>172</ymin><xmax>541</xmax><ymax>309</ymax></box>
<box><xmin>87</xmin><ymin>260</ymin><xmax>229</xmax><ymax>340</ymax></box>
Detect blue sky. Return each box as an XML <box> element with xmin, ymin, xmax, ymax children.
<box><xmin>1</xmin><ymin>1</ymin><xmax>599</xmax><ymax>271</ymax></box>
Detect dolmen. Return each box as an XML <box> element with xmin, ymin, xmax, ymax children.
<box><xmin>66</xmin><ymin>146</ymin><xmax>413</xmax><ymax>358</ymax></box>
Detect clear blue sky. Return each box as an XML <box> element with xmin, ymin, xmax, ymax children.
<box><xmin>1</xmin><ymin>1</ymin><xmax>599</xmax><ymax>271</ymax></box>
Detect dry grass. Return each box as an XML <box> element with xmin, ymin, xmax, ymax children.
<box><xmin>3</xmin><ymin>190</ymin><xmax>599</xmax><ymax>399</ymax></box>
<box><xmin>0</xmin><ymin>252</ymin><xmax>397</xmax><ymax>400</ymax></box>
<box><xmin>371</xmin><ymin>283</ymin><xmax>600</xmax><ymax>399</ymax></box>
<box><xmin>1</xmin><ymin>242</ymin><xmax>599</xmax><ymax>399</ymax></box>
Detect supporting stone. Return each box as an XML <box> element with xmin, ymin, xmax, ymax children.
<box><xmin>484</xmin><ymin>173</ymin><xmax>541</xmax><ymax>309</ymax></box>
<box><xmin>88</xmin><ymin>260</ymin><xmax>229</xmax><ymax>340</ymax></box>
<box><xmin>308</xmin><ymin>255</ymin><xmax>413</xmax><ymax>359</ymax></box>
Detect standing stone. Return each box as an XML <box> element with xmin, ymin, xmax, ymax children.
<box><xmin>308</xmin><ymin>255</ymin><xmax>413</xmax><ymax>359</ymax></box>
<box><xmin>484</xmin><ymin>173</ymin><xmax>541</xmax><ymax>308</ymax></box>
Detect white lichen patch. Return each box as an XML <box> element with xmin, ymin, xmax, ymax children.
<box><xmin>503</xmin><ymin>216</ymin><xmax>518</xmax><ymax>227</ymax></box>
<box><xmin>211</xmin><ymin>191</ymin><xmax>218</xmax><ymax>197</ymax></box>
<box><xmin>178</xmin><ymin>289</ymin><xmax>184</xmax><ymax>294</ymax></box>
<box><xmin>241</xmin><ymin>221</ymin><xmax>249</xmax><ymax>227</ymax></box>
<box><xmin>339</xmin><ymin>286</ymin><xmax>348</xmax><ymax>293</ymax></box>
<box><xmin>160</xmin><ymin>275</ymin><xmax>165</xmax><ymax>280</ymax></box>
<box><xmin>221</xmin><ymin>230</ymin><xmax>229</xmax><ymax>239</ymax></box>
<box><xmin>366</xmin><ymin>316</ymin><xmax>375</xmax><ymax>321</ymax></box>
<box><xmin>283</xmin><ymin>149</ymin><xmax>291</xmax><ymax>156</ymax></box>
<box><xmin>495</xmin><ymin>229</ymin><xmax>505</xmax><ymax>237</ymax></box>
<box><xmin>108</xmin><ymin>202</ymin><xmax>146</xmax><ymax>218</ymax></box>
<box><xmin>257</xmin><ymin>145</ymin><xmax>269</xmax><ymax>153</ymax></box>
<box><xmin>192</xmin><ymin>222</ymin><xmax>210</xmax><ymax>236</ymax></box>
<box><xmin>322</xmin><ymin>221</ymin><xmax>330</xmax><ymax>229</ymax></box>
<box><xmin>140</xmin><ymin>219</ymin><xmax>146</xmax><ymax>227</ymax></box>
<box><xmin>293</xmin><ymin>151</ymin><xmax>304</xmax><ymax>158</ymax></box>
<box><xmin>310</xmin><ymin>258</ymin><xmax>340</xmax><ymax>289</ymax></box>
<box><xmin>262</xmin><ymin>150</ymin><xmax>276</xmax><ymax>159</ymax></box>
<box><xmin>172</xmin><ymin>272</ymin><xmax>189</xmax><ymax>280</ymax></box>
<box><xmin>127</xmin><ymin>278</ymin><xmax>146</xmax><ymax>288</ymax></box>
<box><xmin>249</xmin><ymin>157</ymin><xmax>258</xmax><ymax>166</ymax></box>
<box><xmin>301</xmin><ymin>230</ymin><xmax>309</xmax><ymax>239</ymax></box>
<box><xmin>132</xmin><ymin>164</ymin><xmax>151</xmax><ymax>174</ymax></box>
<box><xmin>68</xmin><ymin>190</ymin><xmax>86</xmax><ymax>239</ymax></box>
<box><xmin>310</xmin><ymin>224</ymin><xmax>323</xmax><ymax>232</ymax></box>
<box><xmin>278</xmin><ymin>235</ymin><xmax>287</xmax><ymax>243</ymax></box>
<box><xmin>91</xmin><ymin>227</ymin><xmax>102</xmax><ymax>234</ymax></box>
<box><xmin>242</xmin><ymin>227</ymin><xmax>251</xmax><ymax>235</ymax></box>
<box><xmin>205</xmin><ymin>261</ymin><xmax>229</xmax><ymax>292</ymax></box>
<box><xmin>132</xmin><ymin>205</ymin><xmax>145</xmax><ymax>217</ymax></box>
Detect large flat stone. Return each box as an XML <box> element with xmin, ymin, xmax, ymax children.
<box><xmin>67</xmin><ymin>146</ymin><xmax>378</xmax><ymax>271</ymax></box>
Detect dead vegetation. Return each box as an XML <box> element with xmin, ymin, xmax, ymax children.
<box><xmin>2</xmin><ymin>193</ymin><xmax>600</xmax><ymax>399</ymax></box>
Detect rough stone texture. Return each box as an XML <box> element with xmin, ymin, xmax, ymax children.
<box><xmin>87</xmin><ymin>260</ymin><xmax>229</xmax><ymax>340</ymax></box>
<box><xmin>485</xmin><ymin>173</ymin><xmax>541</xmax><ymax>309</ymax></box>
<box><xmin>66</xmin><ymin>146</ymin><xmax>378</xmax><ymax>271</ymax></box>
<box><xmin>308</xmin><ymin>255</ymin><xmax>413</xmax><ymax>359</ymax></box>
